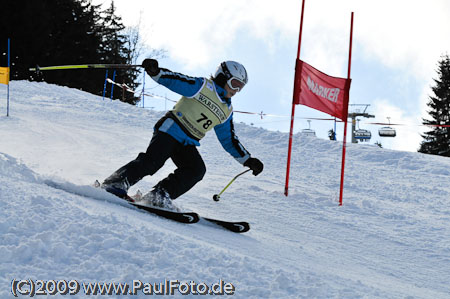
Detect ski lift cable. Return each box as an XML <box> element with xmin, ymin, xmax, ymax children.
<box><xmin>105</xmin><ymin>79</ymin><xmax>450</xmax><ymax>127</ymax></box>
<box><xmin>366</xmin><ymin>122</ymin><xmax>450</xmax><ymax>128</ymax></box>
<box><xmin>107</xmin><ymin>78</ymin><xmax>340</xmax><ymax>120</ymax></box>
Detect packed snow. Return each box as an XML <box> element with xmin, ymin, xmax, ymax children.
<box><xmin>1</xmin><ymin>81</ymin><xmax>450</xmax><ymax>298</ymax></box>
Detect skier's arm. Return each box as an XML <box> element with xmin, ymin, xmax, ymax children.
<box><xmin>143</xmin><ymin>59</ymin><xmax>203</xmax><ymax>97</ymax></box>
<box><xmin>214</xmin><ymin>115</ymin><xmax>251</xmax><ymax>164</ymax></box>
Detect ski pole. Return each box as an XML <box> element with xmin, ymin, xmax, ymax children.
<box><xmin>29</xmin><ymin>64</ymin><xmax>142</xmax><ymax>72</ymax></box>
<box><xmin>213</xmin><ymin>169</ymin><xmax>251</xmax><ymax>202</ymax></box>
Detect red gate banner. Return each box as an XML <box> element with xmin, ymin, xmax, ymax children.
<box><xmin>293</xmin><ymin>59</ymin><xmax>351</xmax><ymax>121</ymax></box>
<box><xmin>284</xmin><ymin>1</ymin><xmax>354</xmax><ymax>206</ymax></box>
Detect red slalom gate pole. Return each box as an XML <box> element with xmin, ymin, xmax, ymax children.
<box><xmin>285</xmin><ymin>0</ymin><xmax>306</xmax><ymax>196</ymax></box>
<box><xmin>339</xmin><ymin>12</ymin><xmax>354</xmax><ymax>206</ymax></box>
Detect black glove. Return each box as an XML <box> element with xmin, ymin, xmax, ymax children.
<box><xmin>142</xmin><ymin>59</ymin><xmax>160</xmax><ymax>76</ymax></box>
<box><xmin>244</xmin><ymin>157</ymin><xmax>264</xmax><ymax>176</ymax></box>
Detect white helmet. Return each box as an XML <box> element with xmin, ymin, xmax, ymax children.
<box><xmin>214</xmin><ymin>61</ymin><xmax>248</xmax><ymax>92</ymax></box>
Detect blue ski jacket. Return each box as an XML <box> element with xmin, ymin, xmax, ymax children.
<box><xmin>150</xmin><ymin>68</ymin><xmax>251</xmax><ymax>164</ymax></box>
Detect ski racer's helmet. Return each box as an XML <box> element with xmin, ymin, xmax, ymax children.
<box><xmin>214</xmin><ymin>61</ymin><xmax>248</xmax><ymax>92</ymax></box>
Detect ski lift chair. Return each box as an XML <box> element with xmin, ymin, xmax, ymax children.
<box><xmin>378</xmin><ymin>127</ymin><xmax>396</xmax><ymax>137</ymax></box>
<box><xmin>354</xmin><ymin>129</ymin><xmax>372</xmax><ymax>142</ymax></box>
<box><xmin>301</xmin><ymin>128</ymin><xmax>316</xmax><ymax>136</ymax></box>
<box><xmin>378</xmin><ymin>117</ymin><xmax>396</xmax><ymax>137</ymax></box>
<box><xmin>354</xmin><ymin>119</ymin><xmax>371</xmax><ymax>142</ymax></box>
<box><xmin>301</xmin><ymin>120</ymin><xmax>316</xmax><ymax>137</ymax></box>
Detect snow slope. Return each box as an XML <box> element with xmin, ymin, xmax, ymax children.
<box><xmin>1</xmin><ymin>81</ymin><xmax>450</xmax><ymax>298</ymax></box>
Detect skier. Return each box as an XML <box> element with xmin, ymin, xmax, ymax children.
<box><xmin>101</xmin><ymin>59</ymin><xmax>264</xmax><ymax>208</ymax></box>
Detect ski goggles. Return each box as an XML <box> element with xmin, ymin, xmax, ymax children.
<box><xmin>227</xmin><ymin>77</ymin><xmax>246</xmax><ymax>92</ymax></box>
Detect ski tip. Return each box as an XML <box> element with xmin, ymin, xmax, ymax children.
<box><xmin>233</xmin><ymin>222</ymin><xmax>250</xmax><ymax>233</ymax></box>
<box><xmin>129</xmin><ymin>202</ymin><xmax>200</xmax><ymax>223</ymax></box>
<box><xmin>202</xmin><ymin>218</ymin><xmax>250</xmax><ymax>233</ymax></box>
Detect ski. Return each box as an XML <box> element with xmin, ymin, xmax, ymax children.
<box><xmin>124</xmin><ymin>186</ymin><xmax>248</xmax><ymax>231</ymax></box>
<box><xmin>202</xmin><ymin>217</ymin><xmax>250</xmax><ymax>233</ymax></box>
<box><xmin>46</xmin><ymin>179</ymin><xmax>247</xmax><ymax>230</ymax></box>
<box><xmin>44</xmin><ymin>179</ymin><xmax>199</xmax><ymax>224</ymax></box>
<box><xmin>129</xmin><ymin>202</ymin><xmax>199</xmax><ymax>224</ymax></box>
<box><xmin>91</xmin><ymin>180</ymin><xmax>199</xmax><ymax>224</ymax></box>
<box><xmin>126</xmin><ymin>189</ymin><xmax>249</xmax><ymax>232</ymax></box>
<box><xmin>127</xmin><ymin>193</ymin><xmax>249</xmax><ymax>231</ymax></box>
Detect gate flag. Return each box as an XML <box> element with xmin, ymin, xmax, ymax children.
<box><xmin>285</xmin><ymin>4</ymin><xmax>354</xmax><ymax>205</ymax></box>
<box><xmin>0</xmin><ymin>67</ymin><xmax>9</xmax><ymax>85</ymax></box>
<box><xmin>294</xmin><ymin>59</ymin><xmax>351</xmax><ymax>121</ymax></box>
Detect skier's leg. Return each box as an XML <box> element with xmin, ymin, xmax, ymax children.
<box><xmin>102</xmin><ymin>132</ymin><xmax>178</xmax><ymax>193</ymax></box>
<box><xmin>156</xmin><ymin>144</ymin><xmax>206</xmax><ymax>199</ymax></box>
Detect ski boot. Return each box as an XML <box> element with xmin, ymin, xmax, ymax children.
<box><xmin>141</xmin><ymin>186</ymin><xmax>178</xmax><ymax>211</ymax></box>
<box><xmin>101</xmin><ymin>172</ymin><xmax>131</xmax><ymax>199</ymax></box>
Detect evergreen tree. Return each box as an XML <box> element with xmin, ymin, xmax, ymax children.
<box><xmin>97</xmin><ymin>1</ymin><xmax>139</xmax><ymax>104</ymax></box>
<box><xmin>419</xmin><ymin>55</ymin><xmax>450</xmax><ymax>156</ymax></box>
<box><xmin>0</xmin><ymin>0</ymin><xmax>141</xmax><ymax>104</ymax></box>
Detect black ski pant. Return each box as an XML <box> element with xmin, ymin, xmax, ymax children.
<box><xmin>111</xmin><ymin>131</ymin><xmax>206</xmax><ymax>199</ymax></box>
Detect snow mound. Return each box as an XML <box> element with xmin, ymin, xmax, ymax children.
<box><xmin>1</xmin><ymin>81</ymin><xmax>450</xmax><ymax>298</ymax></box>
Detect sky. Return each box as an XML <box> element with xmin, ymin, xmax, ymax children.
<box><xmin>93</xmin><ymin>0</ymin><xmax>450</xmax><ymax>152</ymax></box>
